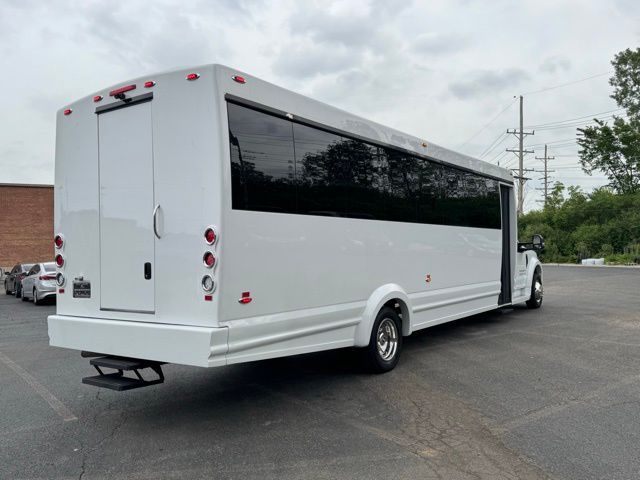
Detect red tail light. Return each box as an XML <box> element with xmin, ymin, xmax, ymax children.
<box><xmin>55</xmin><ymin>254</ymin><xmax>64</xmax><ymax>267</ymax></box>
<box><xmin>109</xmin><ymin>84</ymin><xmax>136</xmax><ymax>97</ymax></box>
<box><xmin>54</xmin><ymin>234</ymin><xmax>64</xmax><ymax>249</ymax></box>
<box><xmin>203</xmin><ymin>251</ymin><xmax>215</xmax><ymax>268</ymax></box>
<box><xmin>204</xmin><ymin>227</ymin><xmax>217</xmax><ymax>244</ymax></box>
<box><xmin>63</xmin><ymin>109</ymin><xmax>72</xmax><ymax>116</ymax></box>
<box><xmin>39</xmin><ymin>275</ymin><xmax>55</xmax><ymax>281</ymax></box>
<box><xmin>186</xmin><ymin>73</ymin><xmax>200</xmax><ymax>81</ymax></box>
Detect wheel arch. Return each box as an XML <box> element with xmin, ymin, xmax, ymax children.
<box><xmin>355</xmin><ymin>284</ymin><xmax>412</xmax><ymax>347</ymax></box>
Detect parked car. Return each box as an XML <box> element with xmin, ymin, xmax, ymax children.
<box><xmin>21</xmin><ymin>263</ymin><xmax>57</xmax><ymax>305</ymax></box>
<box><xmin>4</xmin><ymin>263</ymin><xmax>34</xmax><ymax>298</ymax></box>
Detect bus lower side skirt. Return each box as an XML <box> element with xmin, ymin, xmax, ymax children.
<box><xmin>81</xmin><ymin>355</ymin><xmax>165</xmax><ymax>391</ymax></box>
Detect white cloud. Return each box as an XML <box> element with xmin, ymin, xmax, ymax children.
<box><xmin>1</xmin><ymin>0</ymin><xmax>639</xmax><ymax>211</ymax></box>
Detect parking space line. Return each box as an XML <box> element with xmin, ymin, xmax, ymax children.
<box><xmin>0</xmin><ymin>350</ymin><xmax>77</xmax><ymax>422</ymax></box>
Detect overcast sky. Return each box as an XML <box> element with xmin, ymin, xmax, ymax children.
<box><xmin>1</xmin><ymin>0</ymin><xmax>639</xmax><ymax>211</ymax></box>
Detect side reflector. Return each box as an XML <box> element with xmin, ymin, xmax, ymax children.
<box><xmin>186</xmin><ymin>73</ymin><xmax>200</xmax><ymax>81</ymax></box>
<box><xmin>144</xmin><ymin>81</ymin><xmax>156</xmax><ymax>88</ymax></box>
<box><xmin>93</xmin><ymin>95</ymin><xmax>103</xmax><ymax>102</ymax></box>
<box><xmin>232</xmin><ymin>75</ymin><xmax>246</xmax><ymax>84</ymax></box>
<box><xmin>238</xmin><ymin>291</ymin><xmax>252</xmax><ymax>304</ymax></box>
<box><xmin>63</xmin><ymin>109</ymin><xmax>72</xmax><ymax>116</ymax></box>
<box><xmin>109</xmin><ymin>84</ymin><xmax>136</xmax><ymax>96</ymax></box>
<box><xmin>204</xmin><ymin>295</ymin><xmax>213</xmax><ymax>301</ymax></box>
<box><xmin>58</xmin><ymin>288</ymin><xmax>65</xmax><ymax>294</ymax></box>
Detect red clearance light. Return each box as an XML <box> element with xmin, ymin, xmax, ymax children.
<box><xmin>93</xmin><ymin>95</ymin><xmax>103</xmax><ymax>103</ymax></box>
<box><xmin>238</xmin><ymin>291</ymin><xmax>252</xmax><ymax>304</ymax></box>
<box><xmin>232</xmin><ymin>75</ymin><xmax>246</xmax><ymax>84</ymax></box>
<box><xmin>109</xmin><ymin>84</ymin><xmax>136</xmax><ymax>97</ymax></box>
<box><xmin>144</xmin><ymin>81</ymin><xmax>156</xmax><ymax>88</ymax></box>
<box><xmin>204</xmin><ymin>295</ymin><xmax>213</xmax><ymax>301</ymax></box>
<box><xmin>203</xmin><ymin>251</ymin><xmax>216</xmax><ymax>268</ymax></box>
<box><xmin>54</xmin><ymin>234</ymin><xmax>64</xmax><ymax>249</ymax></box>
<box><xmin>58</xmin><ymin>288</ymin><xmax>65</xmax><ymax>294</ymax></box>
<box><xmin>204</xmin><ymin>228</ymin><xmax>216</xmax><ymax>244</ymax></box>
<box><xmin>55</xmin><ymin>254</ymin><xmax>64</xmax><ymax>267</ymax></box>
<box><xmin>63</xmin><ymin>109</ymin><xmax>72</xmax><ymax>116</ymax></box>
<box><xmin>186</xmin><ymin>73</ymin><xmax>200</xmax><ymax>81</ymax></box>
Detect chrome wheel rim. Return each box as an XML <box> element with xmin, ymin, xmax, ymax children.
<box><xmin>534</xmin><ymin>280</ymin><xmax>543</xmax><ymax>303</ymax></box>
<box><xmin>376</xmin><ymin>318</ymin><xmax>398</xmax><ymax>362</ymax></box>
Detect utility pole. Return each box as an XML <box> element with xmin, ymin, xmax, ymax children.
<box><xmin>506</xmin><ymin>95</ymin><xmax>535</xmax><ymax>215</ymax></box>
<box><xmin>535</xmin><ymin>144</ymin><xmax>555</xmax><ymax>207</ymax></box>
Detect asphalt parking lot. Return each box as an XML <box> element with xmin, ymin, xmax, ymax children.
<box><xmin>1</xmin><ymin>265</ymin><xmax>639</xmax><ymax>480</ymax></box>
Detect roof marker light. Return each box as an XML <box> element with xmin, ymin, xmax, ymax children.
<box><xmin>232</xmin><ymin>75</ymin><xmax>246</xmax><ymax>84</ymax></box>
<box><xmin>93</xmin><ymin>95</ymin><xmax>103</xmax><ymax>103</ymax></box>
<box><xmin>186</xmin><ymin>73</ymin><xmax>200</xmax><ymax>81</ymax></box>
<box><xmin>63</xmin><ymin>109</ymin><xmax>72</xmax><ymax>116</ymax></box>
<box><xmin>109</xmin><ymin>84</ymin><xmax>136</xmax><ymax>97</ymax></box>
<box><xmin>144</xmin><ymin>81</ymin><xmax>156</xmax><ymax>88</ymax></box>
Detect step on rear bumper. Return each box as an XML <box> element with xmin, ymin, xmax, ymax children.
<box><xmin>48</xmin><ymin>315</ymin><xmax>228</xmax><ymax>367</ymax></box>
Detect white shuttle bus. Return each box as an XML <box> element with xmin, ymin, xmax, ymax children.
<box><xmin>48</xmin><ymin>64</ymin><xmax>544</xmax><ymax>391</ymax></box>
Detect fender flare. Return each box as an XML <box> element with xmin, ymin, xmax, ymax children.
<box><xmin>354</xmin><ymin>284</ymin><xmax>412</xmax><ymax>347</ymax></box>
<box><xmin>525</xmin><ymin>253</ymin><xmax>542</xmax><ymax>298</ymax></box>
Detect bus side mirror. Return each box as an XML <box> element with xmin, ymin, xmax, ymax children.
<box><xmin>532</xmin><ymin>234</ymin><xmax>544</xmax><ymax>251</ymax></box>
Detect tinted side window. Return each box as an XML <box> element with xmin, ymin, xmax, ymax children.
<box><xmin>438</xmin><ymin>165</ymin><xmax>500</xmax><ymax>228</ymax></box>
<box><xmin>228</xmin><ymin>103</ymin><xmax>296</xmax><ymax>213</ymax></box>
<box><xmin>294</xmin><ymin>124</ymin><xmax>350</xmax><ymax>217</ymax></box>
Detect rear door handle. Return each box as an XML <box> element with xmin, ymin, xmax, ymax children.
<box><xmin>153</xmin><ymin>204</ymin><xmax>161</xmax><ymax>239</ymax></box>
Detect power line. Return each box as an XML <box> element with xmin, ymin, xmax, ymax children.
<box><xmin>478</xmin><ymin>131</ymin><xmax>508</xmax><ymax>158</ymax></box>
<box><xmin>525</xmin><ymin>108</ymin><xmax>624</xmax><ymax>128</ymax></box>
<box><xmin>521</xmin><ymin>71</ymin><xmax>611</xmax><ymax>96</ymax></box>
<box><xmin>458</xmin><ymin>98</ymin><xmax>518</xmax><ymax>150</ymax></box>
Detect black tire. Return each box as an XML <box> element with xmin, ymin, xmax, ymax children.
<box><xmin>362</xmin><ymin>306</ymin><xmax>403</xmax><ymax>373</ymax></box>
<box><xmin>21</xmin><ymin>290</ymin><xmax>28</xmax><ymax>301</ymax></box>
<box><xmin>526</xmin><ymin>270</ymin><xmax>543</xmax><ymax>309</ymax></box>
<box><xmin>4</xmin><ymin>280</ymin><xmax>10</xmax><ymax>295</ymax></box>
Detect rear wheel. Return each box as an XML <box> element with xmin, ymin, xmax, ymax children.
<box><xmin>362</xmin><ymin>306</ymin><xmax>403</xmax><ymax>373</ymax></box>
<box><xmin>15</xmin><ymin>283</ymin><xmax>22</xmax><ymax>299</ymax></box>
<box><xmin>526</xmin><ymin>270</ymin><xmax>543</xmax><ymax>309</ymax></box>
<box><xmin>33</xmin><ymin>289</ymin><xmax>40</xmax><ymax>305</ymax></box>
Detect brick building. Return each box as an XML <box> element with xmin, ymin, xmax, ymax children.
<box><xmin>0</xmin><ymin>184</ymin><xmax>54</xmax><ymax>270</ymax></box>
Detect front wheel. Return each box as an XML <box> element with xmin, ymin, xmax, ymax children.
<box><xmin>526</xmin><ymin>271</ymin><xmax>543</xmax><ymax>309</ymax></box>
<box><xmin>362</xmin><ymin>306</ymin><xmax>403</xmax><ymax>373</ymax></box>
<box><xmin>33</xmin><ymin>289</ymin><xmax>40</xmax><ymax>305</ymax></box>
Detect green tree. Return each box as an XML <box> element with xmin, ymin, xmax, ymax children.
<box><xmin>577</xmin><ymin>48</ymin><xmax>640</xmax><ymax>194</ymax></box>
